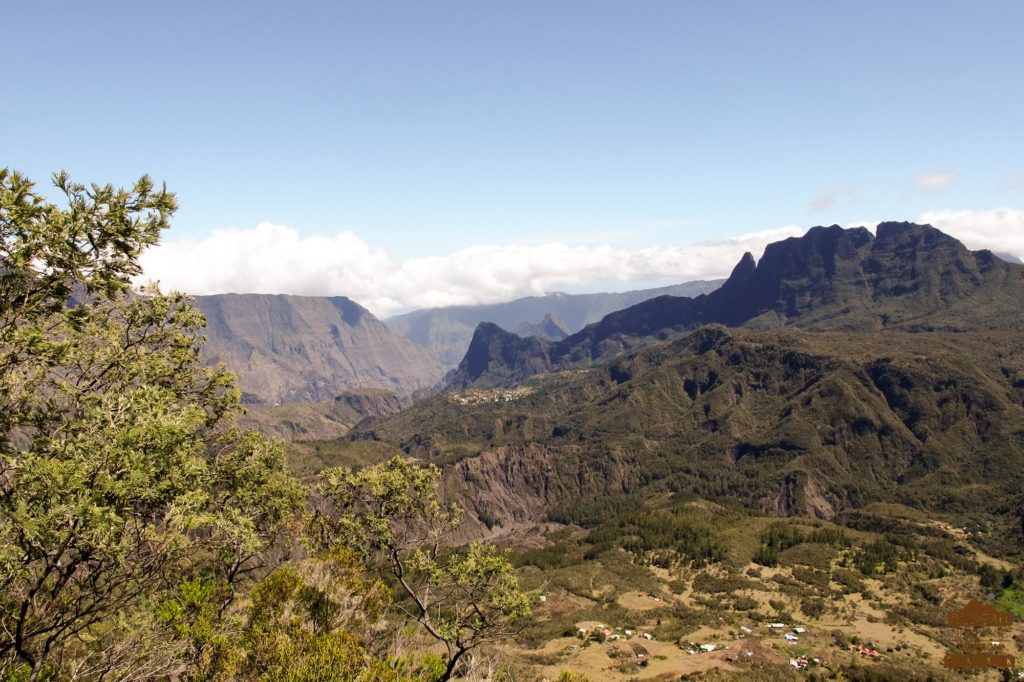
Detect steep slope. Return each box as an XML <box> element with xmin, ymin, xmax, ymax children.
<box><xmin>453</xmin><ymin>222</ymin><xmax>1024</xmax><ymax>388</ymax></box>
<box><xmin>194</xmin><ymin>293</ymin><xmax>444</xmax><ymax>403</ymax></box>
<box><xmin>355</xmin><ymin>327</ymin><xmax>1024</xmax><ymax>543</ymax></box>
<box><xmin>385</xmin><ymin>279</ymin><xmax>723</xmax><ymax>369</ymax></box>
<box><xmin>447</xmin><ymin>323</ymin><xmax>553</xmax><ymax>390</ymax></box>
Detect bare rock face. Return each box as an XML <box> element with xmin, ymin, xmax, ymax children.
<box><xmin>194</xmin><ymin>294</ymin><xmax>444</xmax><ymax>404</ymax></box>
<box><xmin>440</xmin><ymin>443</ymin><xmax>632</xmax><ymax>543</ymax></box>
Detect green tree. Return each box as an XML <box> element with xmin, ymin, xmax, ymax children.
<box><xmin>0</xmin><ymin>169</ymin><xmax>304</xmax><ymax>679</ymax></box>
<box><xmin>318</xmin><ymin>456</ymin><xmax>531</xmax><ymax>681</ymax></box>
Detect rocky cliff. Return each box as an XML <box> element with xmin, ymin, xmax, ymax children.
<box><xmin>194</xmin><ymin>293</ymin><xmax>444</xmax><ymax>403</ymax></box>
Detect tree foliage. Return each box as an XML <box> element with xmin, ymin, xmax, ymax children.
<box><xmin>0</xmin><ymin>168</ymin><xmax>534</xmax><ymax>681</ymax></box>
<box><xmin>318</xmin><ymin>456</ymin><xmax>531</xmax><ymax>681</ymax></box>
<box><xmin>0</xmin><ymin>170</ymin><xmax>305</xmax><ymax>679</ymax></box>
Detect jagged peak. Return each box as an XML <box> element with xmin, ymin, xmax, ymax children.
<box><xmin>874</xmin><ymin>221</ymin><xmax>958</xmax><ymax>243</ymax></box>
<box><xmin>729</xmin><ymin>252</ymin><xmax>757</xmax><ymax>279</ymax></box>
<box><xmin>471</xmin><ymin>320</ymin><xmax>517</xmax><ymax>339</ymax></box>
<box><xmin>805</xmin><ymin>224</ymin><xmax>846</xmax><ymax>236</ymax></box>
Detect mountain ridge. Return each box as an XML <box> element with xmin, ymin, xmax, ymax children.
<box><xmin>194</xmin><ymin>293</ymin><xmax>444</xmax><ymax>403</ymax></box>
<box><xmin>450</xmin><ymin>222</ymin><xmax>1024</xmax><ymax>389</ymax></box>
<box><xmin>385</xmin><ymin>279</ymin><xmax>724</xmax><ymax>369</ymax></box>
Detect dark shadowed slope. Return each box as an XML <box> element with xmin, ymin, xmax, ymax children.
<box><xmin>195</xmin><ymin>293</ymin><xmax>444</xmax><ymax>403</ymax></box>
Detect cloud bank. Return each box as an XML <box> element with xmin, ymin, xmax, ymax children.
<box><xmin>137</xmin><ymin>209</ymin><xmax>1024</xmax><ymax>317</ymax></box>
<box><xmin>918</xmin><ymin>208</ymin><xmax>1024</xmax><ymax>258</ymax></box>
<box><xmin>137</xmin><ymin>224</ymin><xmax>805</xmax><ymax>316</ymax></box>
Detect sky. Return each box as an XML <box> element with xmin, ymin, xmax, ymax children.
<box><xmin>5</xmin><ymin>1</ymin><xmax>1024</xmax><ymax>315</ymax></box>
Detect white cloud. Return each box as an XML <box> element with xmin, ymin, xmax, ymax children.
<box><xmin>917</xmin><ymin>208</ymin><xmax>1024</xmax><ymax>259</ymax></box>
<box><xmin>913</xmin><ymin>170</ymin><xmax>958</xmax><ymax>193</ymax></box>
<box><xmin>136</xmin><ymin>208</ymin><xmax>1024</xmax><ymax>318</ymax></box>
<box><xmin>810</xmin><ymin>185</ymin><xmax>854</xmax><ymax>213</ymax></box>
<box><xmin>137</xmin><ymin>223</ymin><xmax>806</xmax><ymax>316</ymax></box>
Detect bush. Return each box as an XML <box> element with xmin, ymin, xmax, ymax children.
<box><xmin>792</xmin><ymin>567</ymin><xmax>830</xmax><ymax>591</ymax></box>
<box><xmin>832</xmin><ymin>568</ymin><xmax>866</xmax><ymax>594</ymax></box>
<box><xmin>558</xmin><ymin>672</ymin><xmax>591</xmax><ymax>682</ymax></box>
<box><xmin>778</xmin><ymin>543</ymin><xmax>838</xmax><ymax>571</ymax></box>
<box><xmin>801</xmin><ymin>597</ymin><xmax>826</xmax><ymax>618</ymax></box>
<box><xmin>692</xmin><ymin>573</ymin><xmax>760</xmax><ymax>594</ymax></box>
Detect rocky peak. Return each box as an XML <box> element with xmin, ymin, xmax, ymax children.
<box><xmin>449</xmin><ymin>322</ymin><xmax>552</xmax><ymax>389</ymax></box>
<box><xmin>516</xmin><ymin>312</ymin><xmax>572</xmax><ymax>340</ymax></box>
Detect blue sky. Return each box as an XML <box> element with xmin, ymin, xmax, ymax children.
<box><xmin>5</xmin><ymin>1</ymin><xmax>1024</xmax><ymax>312</ymax></box>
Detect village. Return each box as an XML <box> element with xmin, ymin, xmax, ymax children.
<box><xmin>451</xmin><ymin>385</ymin><xmax>534</xmax><ymax>405</ymax></box>
<box><xmin>567</xmin><ymin>607</ymin><xmax>846</xmax><ymax>673</ymax></box>
<box><xmin>514</xmin><ymin>571</ymin><xmax>956</xmax><ymax>682</ymax></box>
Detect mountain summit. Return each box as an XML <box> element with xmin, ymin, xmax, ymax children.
<box><xmin>515</xmin><ymin>312</ymin><xmax>572</xmax><ymax>340</ymax></box>
<box><xmin>194</xmin><ymin>293</ymin><xmax>444</xmax><ymax>403</ymax></box>
<box><xmin>450</xmin><ymin>222</ymin><xmax>1024</xmax><ymax>388</ymax></box>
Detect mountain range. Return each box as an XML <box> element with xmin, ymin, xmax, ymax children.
<box><xmin>339</xmin><ymin>221</ymin><xmax>1024</xmax><ymax>546</ymax></box>
<box><xmin>449</xmin><ymin>222</ymin><xmax>1024</xmax><ymax>389</ymax></box>
<box><xmin>385</xmin><ymin>279</ymin><xmax>724</xmax><ymax>369</ymax></box>
<box><xmin>192</xmin><ymin>281</ymin><xmax>724</xmax><ymax>405</ymax></box>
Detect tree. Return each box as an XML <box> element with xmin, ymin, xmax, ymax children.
<box><xmin>318</xmin><ymin>456</ymin><xmax>531</xmax><ymax>681</ymax></box>
<box><xmin>0</xmin><ymin>169</ymin><xmax>304</xmax><ymax>679</ymax></box>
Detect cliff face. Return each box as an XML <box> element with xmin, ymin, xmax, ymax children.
<box><xmin>194</xmin><ymin>294</ymin><xmax>444</xmax><ymax>404</ymax></box>
<box><xmin>452</xmin><ymin>222</ymin><xmax>1024</xmax><ymax>388</ymax></box>
<box><xmin>385</xmin><ymin>279</ymin><xmax>724</xmax><ymax>369</ymax></box>
<box><xmin>446</xmin><ymin>323</ymin><xmax>553</xmax><ymax>390</ymax></box>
